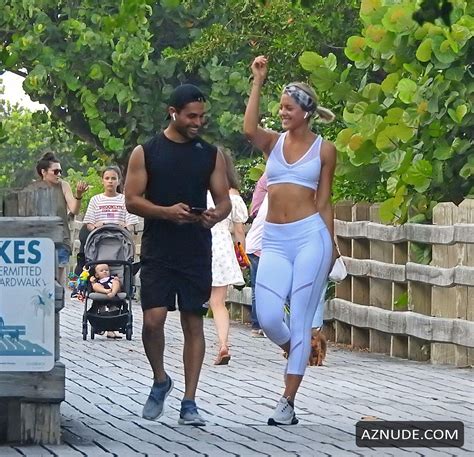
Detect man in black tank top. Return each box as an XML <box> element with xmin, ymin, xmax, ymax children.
<box><xmin>125</xmin><ymin>84</ymin><xmax>231</xmax><ymax>426</ymax></box>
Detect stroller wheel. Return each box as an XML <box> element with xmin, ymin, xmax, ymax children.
<box><xmin>90</xmin><ymin>326</ymin><xmax>95</xmax><ymax>339</ymax></box>
<box><xmin>82</xmin><ymin>321</ymin><xmax>88</xmax><ymax>340</ymax></box>
<box><xmin>126</xmin><ymin>326</ymin><xmax>132</xmax><ymax>341</ymax></box>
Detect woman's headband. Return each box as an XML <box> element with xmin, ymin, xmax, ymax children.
<box><xmin>283</xmin><ymin>84</ymin><xmax>316</xmax><ymax>113</ymax></box>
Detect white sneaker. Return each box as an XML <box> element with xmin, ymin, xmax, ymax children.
<box><xmin>268</xmin><ymin>397</ymin><xmax>299</xmax><ymax>425</ymax></box>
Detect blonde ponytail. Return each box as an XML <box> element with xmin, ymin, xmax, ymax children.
<box><xmin>314</xmin><ymin>105</ymin><xmax>336</xmax><ymax>124</ymax></box>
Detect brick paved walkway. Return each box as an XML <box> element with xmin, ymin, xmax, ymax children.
<box><xmin>2</xmin><ymin>298</ymin><xmax>472</xmax><ymax>456</ymax></box>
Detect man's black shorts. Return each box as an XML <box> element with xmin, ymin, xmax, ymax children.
<box><xmin>140</xmin><ymin>257</ymin><xmax>211</xmax><ymax>315</ymax></box>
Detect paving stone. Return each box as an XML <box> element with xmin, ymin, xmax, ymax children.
<box><xmin>41</xmin><ymin>444</ymin><xmax>88</xmax><ymax>456</ymax></box>
<box><xmin>0</xmin><ymin>447</ymin><xmax>28</xmax><ymax>456</ymax></box>
<box><xmin>3</xmin><ymin>298</ymin><xmax>472</xmax><ymax>456</ymax></box>
<box><xmin>4</xmin><ymin>446</ymin><xmax>55</xmax><ymax>456</ymax></box>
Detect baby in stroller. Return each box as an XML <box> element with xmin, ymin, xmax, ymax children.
<box><xmin>90</xmin><ymin>263</ymin><xmax>121</xmax><ymax>298</ymax></box>
<box><xmin>89</xmin><ymin>263</ymin><xmax>125</xmax><ymax>339</ymax></box>
<box><xmin>81</xmin><ymin>224</ymin><xmax>135</xmax><ymax>341</ymax></box>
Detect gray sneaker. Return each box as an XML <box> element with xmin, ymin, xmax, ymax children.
<box><xmin>178</xmin><ymin>399</ymin><xmax>206</xmax><ymax>426</ymax></box>
<box><xmin>142</xmin><ymin>375</ymin><xmax>174</xmax><ymax>420</ymax></box>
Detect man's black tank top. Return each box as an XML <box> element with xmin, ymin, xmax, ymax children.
<box><xmin>141</xmin><ymin>132</ymin><xmax>217</xmax><ymax>265</ymax></box>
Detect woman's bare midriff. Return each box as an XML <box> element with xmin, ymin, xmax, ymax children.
<box><xmin>266</xmin><ymin>184</ymin><xmax>317</xmax><ymax>223</ymax></box>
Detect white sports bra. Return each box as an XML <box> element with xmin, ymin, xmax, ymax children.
<box><xmin>266</xmin><ymin>133</ymin><xmax>322</xmax><ymax>191</ymax></box>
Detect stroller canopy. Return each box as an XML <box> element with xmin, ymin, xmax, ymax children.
<box><xmin>84</xmin><ymin>224</ymin><xmax>135</xmax><ymax>264</ymax></box>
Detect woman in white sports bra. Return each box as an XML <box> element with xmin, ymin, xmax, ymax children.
<box><xmin>243</xmin><ymin>55</ymin><xmax>337</xmax><ymax>426</ymax></box>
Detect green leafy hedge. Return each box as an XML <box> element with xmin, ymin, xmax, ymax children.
<box><xmin>300</xmin><ymin>0</ymin><xmax>473</xmax><ymax>223</ymax></box>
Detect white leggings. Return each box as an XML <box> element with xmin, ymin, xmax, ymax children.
<box><xmin>255</xmin><ymin>213</ymin><xmax>332</xmax><ymax>375</ymax></box>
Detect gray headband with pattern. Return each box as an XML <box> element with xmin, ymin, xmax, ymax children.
<box><xmin>283</xmin><ymin>84</ymin><xmax>316</xmax><ymax>114</ymax></box>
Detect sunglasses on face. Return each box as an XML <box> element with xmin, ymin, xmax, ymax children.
<box><xmin>51</xmin><ymin>169</ymin><xmax>62</xmax><ymax>175</ymax></box>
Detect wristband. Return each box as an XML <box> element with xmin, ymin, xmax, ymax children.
<box><xmin>75</xmin><ymin>195</ymin><xmax>82</xmax><ymax>200</ymax></box>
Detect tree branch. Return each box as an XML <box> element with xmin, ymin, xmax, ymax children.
<box><xmin>4</xmin><ymin>65</ymin><xmax>105</xmax><ymax>152</ymax></box>
<box><xmin>37</xmin><ymin>92</ymin><xmax>105</xmax><ymax>152</ymax></box>
<box><xmin>321</xmin><ymin>44</ymin><xmax>345</xmax><ymax>50</ymax></box>
<box><xmin>23</xmin><ymin>65</ymin><xmax>107</xmax><ymax>150</ymax></box>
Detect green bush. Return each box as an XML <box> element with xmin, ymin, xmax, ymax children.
<box><xmin>235</xmin><ymin>157</ymin><xmax>265</xmax><ymax>206</ymax></box>
<box><xmin>300</xmin><ymin>0</ymin><xmax>473</xmax><ymax>223</ymax></box>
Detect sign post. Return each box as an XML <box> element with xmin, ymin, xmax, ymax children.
<box><xmin>0</xmin><ymin>238</ymin><xmax>55</xmax><ymax>372</ymax></box>
<box><xmin>1</xmin><ymin>191</ymin><xmax>65</xmax><ymax>444</ymax></box>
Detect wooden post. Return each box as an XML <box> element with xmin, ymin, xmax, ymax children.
<box><xmin>1</xmin><ymin>186</ymin><xmax>65</xmax><ymax>444</ymax></box>
<box><xmin>241</xmin><ymin>303</ymin><xmax>252</xmax><ymax>324</ymax></box>
<box><xmin>229</xmin><ymin>302</ymin><xmax>242</xmax><ymax>321</ymax></box>
<box><xmin>21</xmin><ymin>403</ymin><xmax>61</xmax><ymax>445</ymax></box>
<box><xmin>68</xmin><ymin>219</ymin><xmax>83</xmax><ymax>275</ymax></box>
<box><xmin>406</xmin><ymin>200</ymin><xmax>435</xmax><ymax>362</ymax></box>
<box><xmin>393</xmin><ymin>243</ymin><xmax>408</xmax><ymax>311</ymax></box>
<box><xmin>334</xmin><ymin>201</ymin><xmax>352</xmax><ymax>302</ymax></box>
<box><xmin>408</xmin><ymin>336</ymin><xmax>430</xmax><ymax>361</ymax></box>
<box><xmin>369</xmin><ymin>205</ymin><xmax>393</xmax><ymax>310</ymax></box>
<box><xmin>407</xmin><ymin>254</ymin><xmax>432</xmax><ymax>361</ymax></box>
<box><xmin>351</xmin><ymin>203</ymin><xmax>370</xmax><ymax>349</ymax></box>
<box><xmin>391</xmin><ymin>336</ymin><xmax>409</xmax><ymax>359</ymax></box>
<box><xmin>5</xmin><ymin>185</ymin><xmax>57</xmax><ymax>217</ymax></box>
<box><xmin>322</xmin><ymin>320</ymin><xmax>335</xmax><ymax>342</ymax></box>
<box><xmin>335</xmin><ymin>319</ymin><xmax>351</xmax><ymax>345</ymax></box>
<box><xmin>456</xmin><ymin>199</ymin><xmax>474</xmax><ymax>367</ymax></box>
<box><xmin>334</xmin><ymin>201</ymin><xmax>352</xmax><ymax>344</ymax></box>
<box><xmin>431</xmin><ymin>203</ymin><xmax>458</xmax><ymax>364</ymax></box>
<box><xmin>226</xmin><ymin>287</ymin><xmax>252</xmax><ymax>324</ymax></box>
<box><xmin>369</xmin><ymin>204</ymin><xmax>392</xmax><ymax>355</ymax></box>
<box><xmin>390</xmin><ymin>235</ymin><xmax>415</xmax><ymax>358</ymax></box>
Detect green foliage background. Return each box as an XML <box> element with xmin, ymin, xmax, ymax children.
<box><xmin>0</xmin><ymin>102</ymin><xmax>92</xmax><ymax>188</ymax></box>
<box><xmin>0</xmin><ymin>0</ymin><xmax>472</xmax><ymax>221</ymax></box>
<box><xmin>0</xmin><ymin>0</ymin><xmax>360</xmax><ymax>163</ymax></box>
<box><xmin>299</xmin><ymin>0</ymin><xmax>473</xmax><ymax>223</ymax></box>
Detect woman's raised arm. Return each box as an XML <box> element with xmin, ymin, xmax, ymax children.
<box><xmin>243</xmin><ymin>56</ymin><xmax>278</xmax><ymax>157</ymax></box>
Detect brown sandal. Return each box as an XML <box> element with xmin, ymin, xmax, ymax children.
<box><xmin>214</xmin><ymin>347</ymin><xmax>231</xmax><ymax>365</ymax></box>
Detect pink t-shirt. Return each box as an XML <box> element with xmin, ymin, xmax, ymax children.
<box><xmin>249</xmin><ymin>173</ymin><xmax>267</xmax><ymax>218</ymax></box>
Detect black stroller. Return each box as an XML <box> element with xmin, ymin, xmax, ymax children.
<box><xmin>81</xmin><ymin>224</ymin><xmax>135</xmax><ymax>340</ymax></box>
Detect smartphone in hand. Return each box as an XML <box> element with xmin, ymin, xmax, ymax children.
<box><xmin>190</xmin><ymin>207</ymin><xmax>206</xmax><ymax>215</ymax></box>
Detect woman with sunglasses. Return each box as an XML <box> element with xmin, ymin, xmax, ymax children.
<box><xmin>35</xmin><ymin>152</ymin><xmax>89</xmax><ymax>284</ymax></box>
<box><xmin>243</xmin><ymin>56</ymin><xmax>337</xmax><ymax>426</ymax></box>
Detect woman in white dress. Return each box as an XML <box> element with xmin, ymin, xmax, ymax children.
<box><xmin>207</xmin><ymin>149</ymin><xmax>248</xmax><ymax>365</ymax></box>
